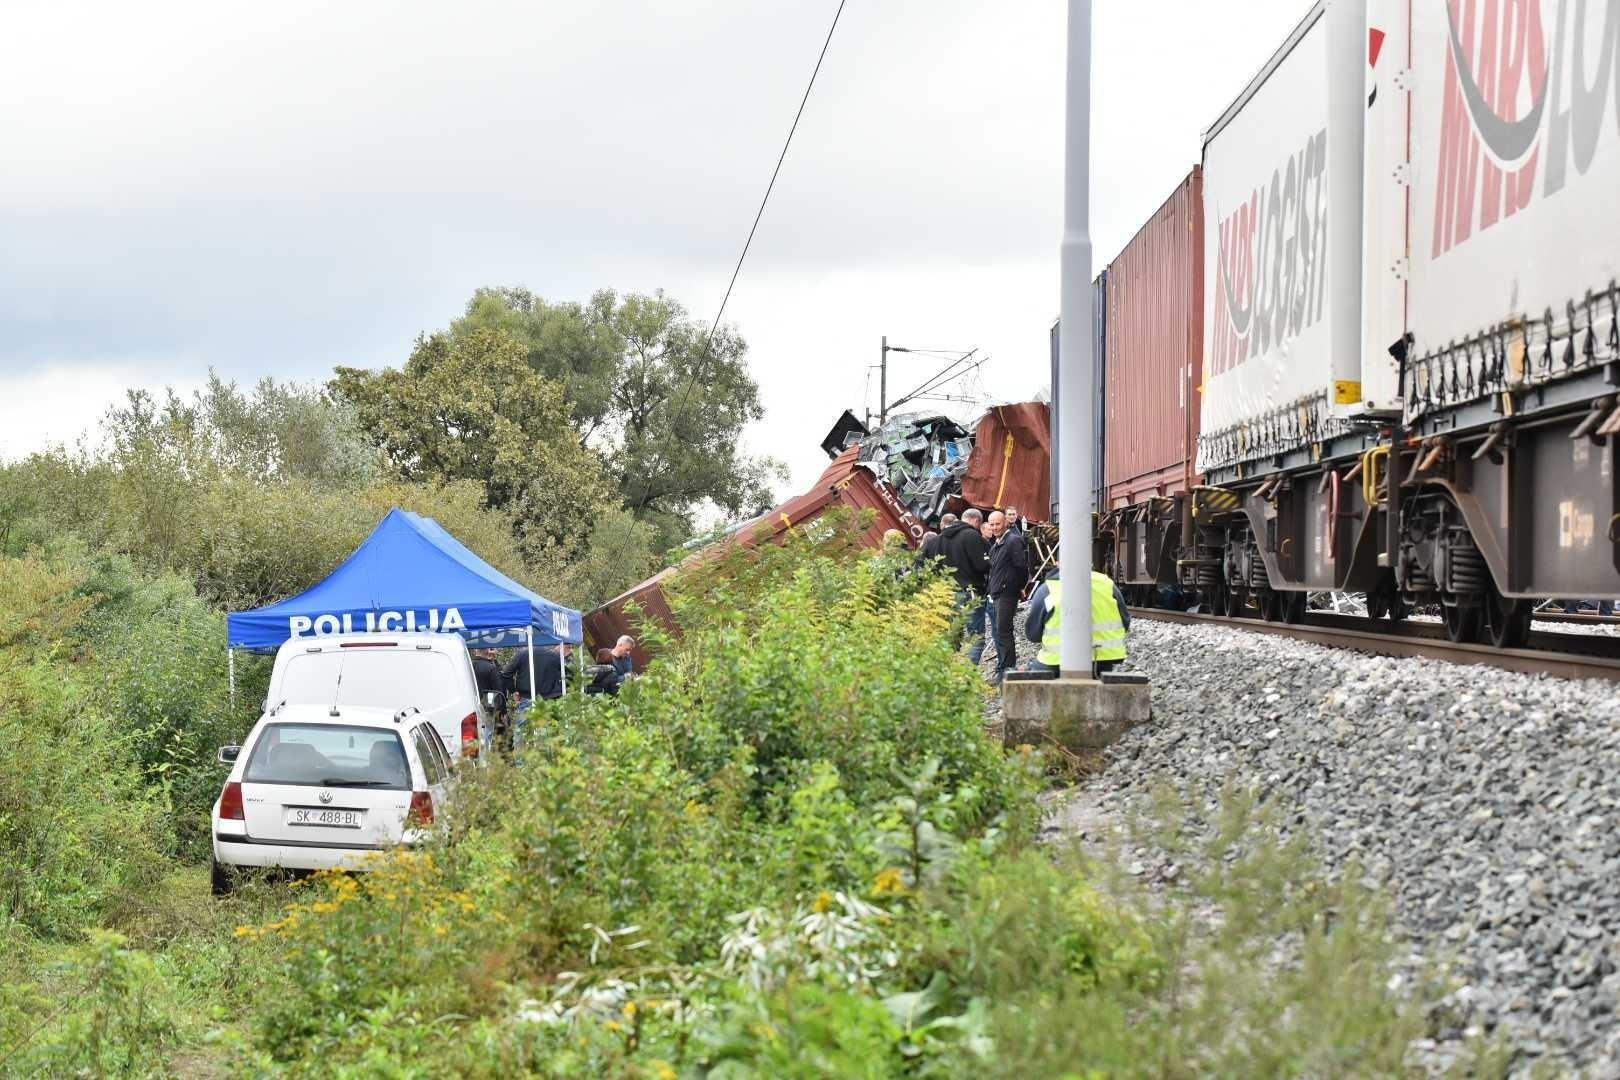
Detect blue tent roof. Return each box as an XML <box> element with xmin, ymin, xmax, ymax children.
<box><xmin>226</xmin><ymin>508</ymin><xmax>582</xmax><ymax>652</ymax></box>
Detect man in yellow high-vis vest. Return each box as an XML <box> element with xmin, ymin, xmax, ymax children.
<box><xmin>1024</xmin><ymin>554</ymin><xmax>1129</xmax><ymax>675</ymax></box>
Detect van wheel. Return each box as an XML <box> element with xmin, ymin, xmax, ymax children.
<box><xmin>211</xmin><ymin>857</ymin><xmax>235</xmax><ymax>897</ymax></box>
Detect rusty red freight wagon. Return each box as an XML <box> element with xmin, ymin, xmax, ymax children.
<box><xmin>960</xmin><ymin>401</ymin><xmax>1052</xmax><ymax>522</ymax></box>
<box><xmin>583</xmin><ymin>448</ymin><xmax>924</xmax><ymax>668</ymax></box>
<box><xmin>1097</xmin><ymin>168</ymin><xmax>1204</xmax><ymax>597</ymax></box>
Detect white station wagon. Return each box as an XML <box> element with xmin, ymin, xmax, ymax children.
<box><xmin>211</xmin><ymin>702</ymin><xmax>453</xmax><ymax>893</ymax></box>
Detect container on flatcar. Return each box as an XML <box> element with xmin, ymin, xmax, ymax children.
<box><xmin>1047</xmin><ymin>273</ymin><xmax>1108</xmax><ymax>525</ymax></box>
<box><xmin>1101</xmin><ymin>169</ymin><xmax>1203</xmax><ymax>509</ymax></box>
<box><xmin>1197</xmin><ymin>0</ymin><xmax>1397</xmax><ymax>478</ymax></box>
<box><xmin>1395</xmin><ymin>0</ymin><xmax>1620</xmax><ymax>426</ymax></box>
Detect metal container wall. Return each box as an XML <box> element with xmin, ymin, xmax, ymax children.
<box><xmin>584</xmin><ymin>449</ymin><xmax>923</xmax><ymax>666</ymax></box>
<box><xmin>1103</xmin><ymin>168</ymin><xmax>1203</xmax><ymax>508</ymax></box>
<box><xmin>961</xmin><ymin>402</ymin><xmax>1052</xmax><ymax>520</ymax></box>
<box><xmin>1047</xmin><ymin>274</ymin><xmax>1107</xmax><ymax>525</ymax></box>
<box><xmin>1400</xmin><ymin>0</ymin><xmax>1620</xmax><ymax>423</ymax></box>
<box><xmin>1049</xmin><ymin>319</ymin><xmax>1060</xmax><ymax>521</ymax></box>
<box><xmin>1093</xmin><ymin>272</ymin><xmax>1107</xmax><ymax>511</ymax></box>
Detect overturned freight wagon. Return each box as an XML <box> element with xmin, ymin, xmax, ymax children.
<box><xmin>583</xmin><ymin>447</ymin><xmax>925</xmax><ymax>669</ymax></box>
<box><xmin>960</xmin><ymin>402</ymin><xmax>1053</xmax><ymax>522</ymax></box>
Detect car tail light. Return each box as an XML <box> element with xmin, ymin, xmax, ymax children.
<box><xmin>408</xmin><ymin>790</ymin><xmax>435</xmax><ymax>826</ymax></box>
<box><xmin>219</xmin><ymin>781</ymin><xmax>244</xmax><ymax>821</ymax></box>
<box><xmin>460</xmin><ymin>711</ymin><xmax>479</xmax><ymax>757</ymax></box>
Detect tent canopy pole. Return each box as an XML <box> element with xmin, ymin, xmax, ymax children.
<box><xmin>527</xmin><ymin>628</ymin><xmax>537</xmax><ymax>703</ymax></box>
<box><xmin>228</xmin><ymin>647</ymin><xmax>236</xmax><ymax>706</ymax></box>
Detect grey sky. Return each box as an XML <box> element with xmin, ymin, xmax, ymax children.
<box><xmin>1</xmin><ymin>0</ymin><xmax>1308</xmax><ymax>494</ymax></box>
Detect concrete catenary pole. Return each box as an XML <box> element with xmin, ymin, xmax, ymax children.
<box><xmin>1057</xmin><ymin>0</ymin><xmax>1093</xmax><ymax>678</ymax></box>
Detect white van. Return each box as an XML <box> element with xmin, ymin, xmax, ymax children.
<box><xmin>263</xmin><ymin>632</ymin><xmax>492</xmax><ymax>760</ymax></box>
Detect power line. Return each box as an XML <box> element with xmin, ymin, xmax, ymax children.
<box><xmin>636</xmin><ymin>0</ymin><xmax>849</xmax><ymax>510</ymax></box>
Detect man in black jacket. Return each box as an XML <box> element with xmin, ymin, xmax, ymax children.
<box><xmin>502</xmin><ymin>642</ymin><xmax>569</xmax><ymax>704</ymax></box>
<box><xmin>987</xmin><ymin>510</ymin><xmax>1029</xmax><ymax>683</ymax></box>
<box><xmin>471</xmin><ymin>648</ymin><xmax>508</xmax><ymax>698</ymax></box>
<box><xmin>937</xmin><ymin>508</ymin><xmax>990</xmax><ymax>661</ymax></box>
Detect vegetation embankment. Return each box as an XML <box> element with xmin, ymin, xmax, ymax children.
<box><xmin>0</xmin><ymin>286</ymin><xmax>1459</xmax><ymax>1075</ymax></box>
<box><xmin>2</xmin><ymin>518</ymin><xmax>1456</xmax><ymax>1076</ymax></box>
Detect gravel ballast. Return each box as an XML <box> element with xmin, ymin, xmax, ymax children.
<box><xmin>1062</xmin><ymin>618</ymin><xmax>1620</xmax><ymax>1074</ymax></box>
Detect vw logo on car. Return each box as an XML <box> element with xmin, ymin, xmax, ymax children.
<box><xmin>318</xmin><ymin>790</ymin><xmax>334</xmax><ymax>805</ymax></box>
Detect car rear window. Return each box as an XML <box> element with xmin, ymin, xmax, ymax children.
<box><xmin>243</xmin><ymin>723</ymin><xmax>411</xmax><ymax>789</ymax></box>
<box><xmin>277</xmin><ymin>650</ymin><xmax>460</xmax><ymax>713</ymax></box>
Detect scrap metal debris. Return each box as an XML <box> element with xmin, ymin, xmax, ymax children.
<box><xmin>856</xmin><ymin>413</ymin><xmax>973</xmax><ymax>523</ymax></box>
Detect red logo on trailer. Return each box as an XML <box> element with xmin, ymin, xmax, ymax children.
<box><xmin>1431</xmin><ymin>0</ymin><xmax>1619</xmax><ymax>258</ymax></box>
<box><xmin>1210</xmin><ymin>131</ymin><xmax>1330</xmax><ymax>377</ymax></box>
<box><xmin>1431</xmin><ymin>0</ymin><xmax>1549</xmax><ymax>256</ymax></box>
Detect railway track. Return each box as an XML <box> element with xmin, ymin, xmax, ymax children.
<box><xmin>1128</xmin><ymin>607</ymin><xmax>1620</xmax><ymax>683</ymax></box>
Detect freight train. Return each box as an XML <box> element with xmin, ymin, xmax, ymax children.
<box><xmin>1074</xmin><ymin>0</ymin><xmax>1620</xmax><ymax>648</ymax></box>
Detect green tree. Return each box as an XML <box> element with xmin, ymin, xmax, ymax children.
<box><xmin>332</xmin><ymin>328</ymin><xmax>615</xmax><ymax>558</ymax></box>
<box><xmin>105</xmin><ymin>372</ymin><xmax>375</xmax><ymax>487</ymax></box>
<box><xmin>450</xmin><ymin>288</ymin><xmax>784</xmax><ymax>548</ymax></box>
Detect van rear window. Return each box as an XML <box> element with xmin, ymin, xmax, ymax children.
<box><xmin>243</xmin><ymin>723</ymin><xmax>411</xmax><ymax>789</ymax></box>
<box><xmin>278</xmin><ymin>651</ymin><xmax>459</xmax><ymax>713</ymax></box>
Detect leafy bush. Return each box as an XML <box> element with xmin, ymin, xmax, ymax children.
<box><xmin>641</xmin><ymin>540</ymin><xmax>1030</xmax><ymax>825</ymax></box>
<box><xmin>0</xmin><ymin>556</ymin><xmax>173</xmax><ymax>936</ymax></box>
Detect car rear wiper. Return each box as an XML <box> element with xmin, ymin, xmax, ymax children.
<box><xmin>317</xmin><ymin>778</ymin><xmax>399</xmax><ymax>787</ymax></box>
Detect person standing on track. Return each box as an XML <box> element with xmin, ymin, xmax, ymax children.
<box><xmin>986</xmin><ymin>510</ymin><xmax>1029</xmax><ymax>684</ymax></box>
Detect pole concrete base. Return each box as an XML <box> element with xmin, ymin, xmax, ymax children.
<box><xmin>1002</xmin><ymin>675</ymin><xmax>1151</xmax><ymax>753</ymax></box>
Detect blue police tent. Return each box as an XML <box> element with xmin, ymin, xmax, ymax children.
<box><xmin>226</xmin><ymin>508</ymin><xmax>581</xmax><ymax>694</ymax></box>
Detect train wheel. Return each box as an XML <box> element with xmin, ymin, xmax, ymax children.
<box><xmin>1482</xmin><ymin>588</ymin><xmax>1532</xmax><ymax>649</ymax></box>
<box><xmin>1258</xmin><ymin>588</ymin><xmax>1283</xmax><ymax>622</ymax></box>
<box><xmin>1281</xmin><ymin>590</ymin><xmax>1307</xmax><ymax>624</ymax></box>
<box><xmin>1441</xmin><ymin>595</ymin><xmax>1482</xmax><ymax>643</ymax></box>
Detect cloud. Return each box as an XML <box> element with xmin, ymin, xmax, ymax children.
<box><xmin>0</xmin><ymin>0</ymin><xmax>1318</xmax><ymax>495</ymax></box>
<box><xmin>0</xmin><ymin>361</ymin><xmax>205</xmax><ymax>463</ymax></box>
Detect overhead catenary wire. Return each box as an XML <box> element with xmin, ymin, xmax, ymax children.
<box><xmin>887</xmin><ymin>350</ymin><xmax>986</xmax><ymax>415</ymax></box>
<box><xmin>635</xmin><ymin>0</ymin><xmax>849</xmax><ymax>510</ymax></box>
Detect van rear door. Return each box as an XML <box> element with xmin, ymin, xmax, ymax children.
<box><xmin>271</xmin><ymin>644</ymin><xmax>470</xmax><ymax>758</ymax></box>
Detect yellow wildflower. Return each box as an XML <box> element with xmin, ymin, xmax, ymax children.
<box><xmin>812</xmin><ymin>891</ymin><xmax>833</xmax><ymax>914</ymax></box>
<box><xmin>233</xmin><ymin>925</ymin><xmax>254</xmax><ymax>939</ymax></box>
<box><xmin>871</xmin><ymin>867</ymin><xmax>909</xmax><ymax>897</ymax></box>
<box><xmin>605</xmin><ymin>1020</ymin><xmax>622</xmax><ymax>1033</ymax></box>
<box><xmin>433</xmin><ymin>924</ymin><xmax>448</xmax><ymax>936</ymax></box>
<box><xmin>311</xmin><ymin>901</ymin><xmax>339</xmax><ymax>914</ymax></box>
<box><xmin>650</xmin><ymin>1061</ymin><xmax>677</xmax><ymax>1080</ymax></box>
<box><xmin>623</xmin><ymin>1001</ymin><xmax>638</xmax><ymax>1019</ymax></box>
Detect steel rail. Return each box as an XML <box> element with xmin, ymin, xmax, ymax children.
<box><xmin>1530</xmin><ymin>610</ymin><xmax>1620</xmax><ymax>628</ymax></box>
<box><xmin>1128</xmin><ymin>608</ymin><xmax>1620</xmax><ymax>683</ymax></box>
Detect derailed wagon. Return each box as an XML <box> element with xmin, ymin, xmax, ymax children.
<box><xmin>584</xmin><ymin>447</ymin><xmax>926</xmax><ymax>668</ymax></box>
